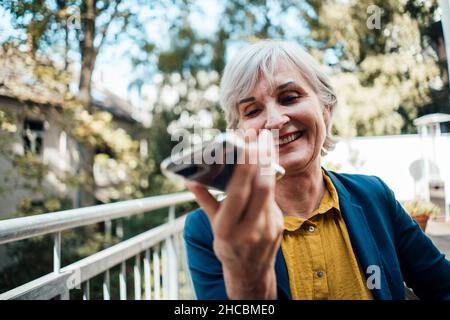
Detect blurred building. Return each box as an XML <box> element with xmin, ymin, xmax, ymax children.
<box><xmin>0</xmin><ymin>82</ymin><xmax>145</xmax><ymax>218</ymax></box>
<box><xmin>324</xmin><ymin>122</ymin><xmax>450</xmax><ymax>222</ymax></box>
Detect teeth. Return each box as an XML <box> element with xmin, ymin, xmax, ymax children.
<box><xmin>278</xmin><ymin>132</ymin><xmax>302</xmax><ymax>145</ymax></box>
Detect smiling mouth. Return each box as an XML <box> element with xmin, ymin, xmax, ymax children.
<box><xmin>276</xmin><ymin>131</ymin><xmax>303</xmax><ymax>147</ymax></box>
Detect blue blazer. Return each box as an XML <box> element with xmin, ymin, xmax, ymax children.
<box><xmin>183</xmin><ymin>170</ymin><xmax>450</xmax><ymax>300</ymax></box>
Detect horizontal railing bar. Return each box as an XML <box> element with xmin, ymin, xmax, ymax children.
<box><xmin>61</xmin><ymin>216</ymin><xmax>186</xmax><ymax>286</ymax></box>
<box><xmin>0</xmin><ymin>216</ymin><xmax>186</xmax><ymax>300</ymax></box>
<box><xmin>0</xmin><ymin>271</ymin><xmax>71</xmax><ymax>300</ymax></box>
<box><xmin>0</xmin><ymin>191</ymin><xmax>202</xmax><ymax>245</ymax></box>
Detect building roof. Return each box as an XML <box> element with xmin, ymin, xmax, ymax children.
<box><xmin>91</xmin><ymin>86</ymin><xmax>135</xmax><ymax>123</ymax></box>
<box><xmin>0</xmin><ymin>47</ymin><xmax>137</xmax><ymax>123</ymax></box>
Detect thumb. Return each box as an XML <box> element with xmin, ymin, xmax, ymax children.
<box><xmin>258</xmin><ymin>129</ymin><xmax>277</xmax><ymax>175</ymax></box>
<box><xmin>186</xmin><ymin>181</ymin><xmax>220</xmax><ymax>221</ymax></box>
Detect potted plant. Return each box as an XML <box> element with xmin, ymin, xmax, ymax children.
<box><xmin>401</xmin><ymin>199</ymin><xmax>440</xmax><ymax>232</ymax></box>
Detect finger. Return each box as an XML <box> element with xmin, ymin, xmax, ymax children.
<box><xmin>242</xmin><ymin>127</ymin><xmax>258</xmax><ymax>144</ymax></box>
<box><xmin>239</xmin><ymin>131</ymin><xmax>277</xmax><ymax>227</ymax></box>
<box><xmin>240</xmin><ymin>162</ymin><xmax>275</xmax><ymax>227</ymax></box>
<box><xmin>186</xmin><ymin>181</ymin><xmax>220</xmax><ymax>221</ymax></box>
<box><xmin>216</xmin><ymin>145</ymin><xmax>257</xmax><ymax>229</ymax></box>
<box><xmin>258</xmin><ymin>129</ymin><xmax>276</xmax><ymax>175</ymax></box>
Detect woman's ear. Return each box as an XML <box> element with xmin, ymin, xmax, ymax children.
<box><xmin>322</xmin><ymin>104</ymin><xmax>332</xmax><ymax>131</ymax></box>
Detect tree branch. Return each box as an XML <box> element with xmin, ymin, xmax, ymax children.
<box><xmin>94</xmin><ymin>0</ymin><xmax>123</xmax><ymax>56</ymax></box>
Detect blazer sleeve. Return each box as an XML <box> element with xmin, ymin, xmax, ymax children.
<box><xmin>375</xmin><ymin>177</ymin><xmax>450</xmax><ymax>300</ymax></box>
<box><xmin>183</xmin><ymin>208</ymin><xmax>290</xmax><ymax>300</ymax></box>
<box><xmin>183</xmin><ymin>208</ymin><xmax>229</xmax><ymax>299</ymax></box>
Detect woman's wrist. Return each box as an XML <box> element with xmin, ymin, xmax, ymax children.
<box><xmin>223</xmin><ymin>267</ymin><xmax>277</xmax><ymax>300</ymax></box>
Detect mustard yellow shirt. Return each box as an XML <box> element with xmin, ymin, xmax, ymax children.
<box><xmin>281</xmin><ymin>172</ymin><xmax>373</xmax><ymax>300</ymax></box>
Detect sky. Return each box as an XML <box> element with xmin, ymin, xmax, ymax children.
<box><xmin>0</xmin><ymin>6</ymin><xmax>20</xmax><ymax>42</ymax></box>
<box><xmin>93</xmin><ymin>0</ymin><xmax>225</xmax><ymax>98</ymax></box>
<box><xmin>0</xmin><ymin>1</ymin><xmax>223</xmax><ymax>101</ymax></box>
<box><xmin>93</xmin><ymin>0</ymin><xmax>224</xmax><ymax>100</ymax></box>
<box><xmin>0</xmin><ymin>0</ymin><xmax>314</xmax><ymax>105</ymax></box>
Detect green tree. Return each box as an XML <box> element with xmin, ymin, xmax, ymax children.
<box><xmin>300</xmin><ymin>0</ymin><xmax>445</xmax><ymax>136</ymax></box>
<box><xmin>2</xmin><ymin>0</ymin><xmax>170</xmax><ymax>206</ymax></box>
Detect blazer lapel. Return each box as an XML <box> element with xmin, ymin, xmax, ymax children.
<box><xmin>275</xmin><ymin>247</ymin><xmax>292</xmax><ymax>299</ymax></box>
<box><xmin>326</xmin><ymin>170</ymin><xmax>392</xmax><ymax>300</ymax></box>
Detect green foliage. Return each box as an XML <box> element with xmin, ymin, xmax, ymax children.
<box><xmin>304</xmin><ymin>0</ymin><xmax>444</xmax><ymax>137</ymax></box>
<box><xmin>0</xmin><ymin>235</ymin><xmax>54</xmax><ymax>291</ymax></box>
<box><xmin>13</xmin><ymin>153</ymin><xmax>48</xmax><ymax>183</ymax></box>
<box><xmin>0</xmin><ymin>22</ymin><xmax>162</xmax><ymax>297</ymax></box>
<box><xmin>18</xmin><ymin>196</ymin><xmax>55</xmax><ymax>216</ymax></box>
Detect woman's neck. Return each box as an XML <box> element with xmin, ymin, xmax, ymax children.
<box><xmin>274</xmin><ymin>162</ymin><xmax>325</xmax><ymax>219</ymax></box>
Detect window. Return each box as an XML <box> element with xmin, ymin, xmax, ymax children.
<box><xmin>23</xmin><ymin>119</ymin><xmax>44</xmax><ymax>155</ymax></box>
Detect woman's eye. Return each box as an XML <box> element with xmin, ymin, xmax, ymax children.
<box><xmin>279</xmin><ymin>90</ymin><xmax>304</xmax><ymax>104</ymax></box>
<box><xmin>244</xmin><ymin>108</ymin><xmax>260</xmax><ymax>118</ymax></box>
<box><xmin>280</xmin><ymin>94</ymin><xmax>301</xmax><ymax>104</ymax></box>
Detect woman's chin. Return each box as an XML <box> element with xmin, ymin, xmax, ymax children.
<box><xmin>279</xmin><ymin>154</ymin><xmax>308</xmax><ymax>171</ymax></box>
<box><xmin>279</xmin><ymin>153</ymin><xmax>311</xmax><ymax>173</ymax></box>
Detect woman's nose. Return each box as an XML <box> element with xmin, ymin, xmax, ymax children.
<box><xmin>264</xmin><ymin>107</ymin><xmax>289</xmax><ymax>130</ymax></box>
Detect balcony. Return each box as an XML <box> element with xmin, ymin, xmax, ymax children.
<box><xmin>0</xmin><ymin>192</ymin><xmax>203</xmax><ymax>300</ymax></box>
<box><xmin>1</xmin><ymin>190</ymin><xmax>449</xmax><ymax>300</ymax></box>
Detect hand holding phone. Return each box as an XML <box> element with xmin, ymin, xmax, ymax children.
<box><xmin>161</xmin><ymin>131</ymin><xmax>284</xmax><ymax>191</ymax></box>
<box><xmin>184</xmin><ymin>130</ymin><xmax>285</xmax><ymax>299</ymax></box>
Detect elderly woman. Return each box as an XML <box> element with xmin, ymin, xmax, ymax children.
<box><xmin>183</xmin><ymin>40</ymin><xmax>450</xmax><ymax>300</ymax></box>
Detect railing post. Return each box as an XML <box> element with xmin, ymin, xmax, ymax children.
<box><xmin>162</xmin><ymin>241</ymin><xmax>169</xmax><ymax>299</ymax></box>
<box><xmin>54</xmin><ymin>232</ymin><xmax>70</xmax><ymax>300</ymax></box>
<box><xmin>53</xmin><ymin>232</ymin><xmax>61</xmax><ymax>273</ymax></box>
<box><xmin>119</xmin><ymin>261</ymin><xmax>127</xmax><ymax>300</ymax></box>
<box><xmin>168</xmin><ymin>205</ymin><xmax>175</xmax><ymax>221</ymax></box>
<box><xmin>144</xmin><ymin>249</ymin><xmax>152</xmax><ymax>300</ymax></box>
<box><xmin>83</xmin><ymin>280</ymin><xmax>90</xmax><ymax>300</ymax></box>
<box><xmin>105</xmin><ymin>219</ymin><xmax>112</xmax><ymax>239</ymax></box>
<box><xmin>103</xmin><ymin>270</ymin><xmax>110</xmax><ymax>300</ymax></box>
<box><xmin>166</xmin><ymin>205</ymin><xmax>178</xmax><ymax>299</ymax></box>
<box><xmin>153</xmin><ymin>244</ymin><xmax>161</xmax><ymax>300</ymax></box>
<box><xmin>166</xmin><ymin>235</ymin><xmax>178</xmax><ymax>299</ymax></box>
<box><xmin>116</xmin><ymin>220</ymin><xmax>124</xmax><ymax>239</ymax></box>
<box><xmin>134</xmin><ymin>254</ymin><xmax>141</xmax><ymax>300</ymax></box>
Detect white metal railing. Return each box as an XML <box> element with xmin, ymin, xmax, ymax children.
<box><xmin>0</xmin><ymin>191</ymin><xmax>207</xmax><ymax>300</ymax></box>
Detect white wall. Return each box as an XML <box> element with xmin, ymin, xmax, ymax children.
<box><xmin>0</xmin><ymin>101</ymin><xmax>80</xmax><ymax>217</ymax></box>
<box><xmin>323</xmin><ymin>134</ymin><xmax>450</xmax><ymax>219</ymax></box>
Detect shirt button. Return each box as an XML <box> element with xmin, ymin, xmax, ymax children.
<box><xmin>316</xmin><ymin>271</ymin><xmax>324</xmax><ymax>278</ymax></box>
<box><xmin>308</xmin><ymin>226</ymin><xmax>316</xmax><ymax>233</ymax></box>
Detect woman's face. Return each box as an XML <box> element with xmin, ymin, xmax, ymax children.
<box><xmin>237</xmin><ymin>62</ymin><xmax>330</xmax><ymax>174</ymax></box>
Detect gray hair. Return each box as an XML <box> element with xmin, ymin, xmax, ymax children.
<box><xmin>219</xmin><ymin>39</ymin><xmax>337</xmax><ymax>153</ymax></box>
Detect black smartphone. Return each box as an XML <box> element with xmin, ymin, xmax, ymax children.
<box><xmin>160</xmin><ymin>132</ymin><xmax>285</xmax><ymax>192</ymax></box>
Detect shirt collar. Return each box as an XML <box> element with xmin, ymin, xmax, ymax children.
<box><xmin>283</xmin><ymin>170</ymin><xmax>341</xmax><ymax>232</ymax></box>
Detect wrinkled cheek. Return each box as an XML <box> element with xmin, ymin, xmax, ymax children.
<box><xmin>240</xmin><ymin>119</ymin><xmax>265</xmax><ymax>132</ymax></box>
<box><xmin>309</xmin><ymin>120</ymin><xmax>324</xmax><ymax>157</ymax></box>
